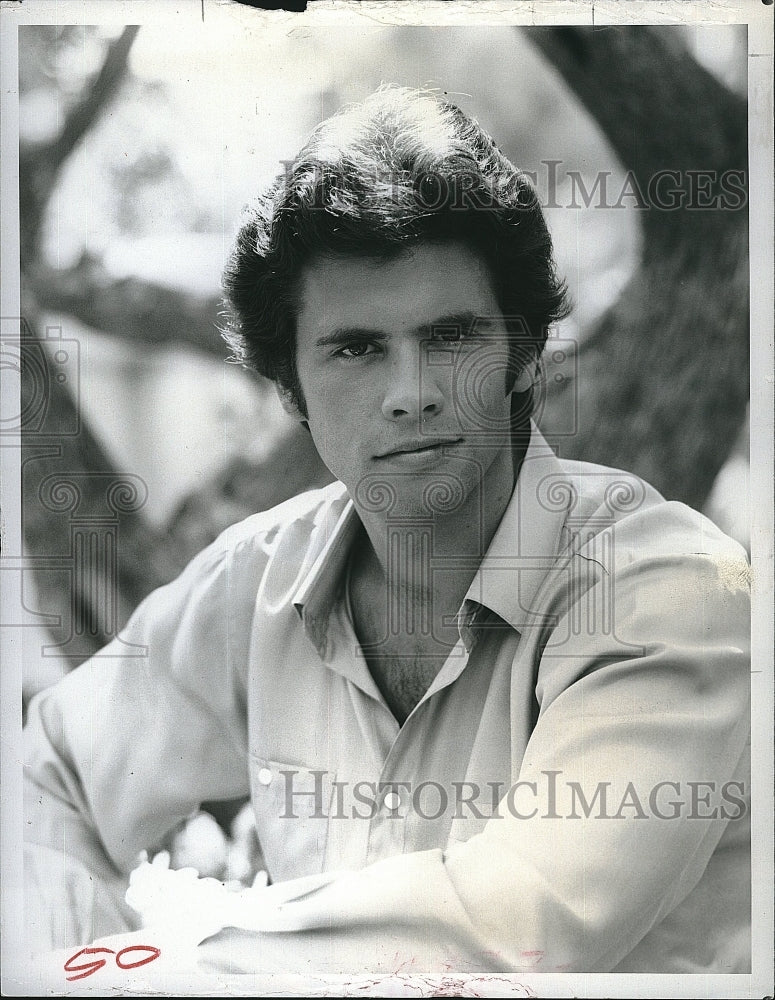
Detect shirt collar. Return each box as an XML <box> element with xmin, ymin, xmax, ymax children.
<box><xmin>291</xmin><ymin>484</ymin><xmax>359</xmax><ymax>653</ymax></box>
<box><xmin>292</xmin><ymin>422</ymin><xmax>571</xmax><ymax>650</ymax></box>
<box><xmin>461</xmin><ymin>422</ymin><xmax>570</xmax><ymax>633</ymax></box>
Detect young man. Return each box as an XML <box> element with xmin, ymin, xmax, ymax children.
<box><xmin>24</xmin><ymin>86</ymin><xmax>751</xmax><ymax>975</ymax></box>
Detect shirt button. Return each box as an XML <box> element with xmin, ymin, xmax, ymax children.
<box><xmin>384</xmin><ymin>791</ymin><xmax>401</xmax><ymax>811</ymax></box>
<box><xmin>257</xmin><ymin>767</ymin><xmax>272</xmax><ymax>786</ymax></box>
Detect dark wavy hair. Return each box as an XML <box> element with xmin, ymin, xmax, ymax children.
<box><xmin>222</xmin><ymin>85</ymin><xmax>570</xmax><ymax>417</ymax></box>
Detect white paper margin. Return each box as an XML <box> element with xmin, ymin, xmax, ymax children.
<box><xmin>1</xmin><ymin>1</ymin><xmax>772</xmax><ymax>997</ymax></box>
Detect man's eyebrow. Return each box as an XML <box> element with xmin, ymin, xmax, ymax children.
<box><xmin>314</xmin><ymin>312</ymin><xmax>485</xmax><ymax>348</ymax></box>
<box><xmin>417</xmin><ymin>311</ymin><xmax>481</xmax><ymax>337</ymax></box>
<box><xmin>314</xmin><ymin>327</ymin><xmax>388</xmax><ymax>348</ymax></box>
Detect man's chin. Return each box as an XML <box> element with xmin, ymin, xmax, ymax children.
<box><xmin>352</xmin><ymin>470</ymin><xmax>474</xmax><ymax>521</ymax></box>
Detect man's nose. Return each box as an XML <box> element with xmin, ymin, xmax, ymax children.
<box><xmin>380</xmin><ymin>345</ymin><xmax>445</xmax><ymax>421</ymax></box>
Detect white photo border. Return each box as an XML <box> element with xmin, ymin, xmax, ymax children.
<box><xmin>1</xmin><ymin>1</ymin><xmax>772</xmax><ymax>996</ymax></box>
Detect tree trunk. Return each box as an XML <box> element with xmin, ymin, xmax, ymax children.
<box><xmin>20</xmin><ymin>291</ymin><xmax>181</xmax><ymax>665</ymax></box>
<box><xmin>526</xmin><ymin>25</ymin><xmax>749</xmax><ymax>510</ymax></box>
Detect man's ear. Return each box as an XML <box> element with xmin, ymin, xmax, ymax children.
<box><xmin>511</xmin><ymin>367</ymin><xmax>534</xmax><ymax>394</ymax></box>
<box><xmin>510</xmin><ymin>357</ymin><xmax>540</xmax><ymax>395</ymax></box>
<box><xmin>275</xmin><ymin>384</ymin><xmax>304</xmax><ymax>421</ymax></box>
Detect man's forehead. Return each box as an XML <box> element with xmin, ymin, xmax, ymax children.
<box><xmin>299</xmin><ymin>238</ymin><xmax>489</xmax><ymax>275</ymax></box>
<box><xmin>295</xmin><ymin>240</ymin><xmax>501</xmax><ymax>335</ymax></box>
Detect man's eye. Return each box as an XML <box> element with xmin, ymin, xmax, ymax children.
<box><xmin>337</xmin><ymin>342</ymin><xmax>376</xmax><ymax>358</ymax></box>
<box><xmin>431</xmin><ymin>326</ymin><xmax>467</xmax><ymax>343</ymax></box>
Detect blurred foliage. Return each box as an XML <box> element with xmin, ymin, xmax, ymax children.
<box><xmin>18</xmin><ymin>25</ymin><xmax>112</xmax><ymax>123</ymax></box>
<box><xmin>16</xmin><ymin>17</ymin><xmax>751</xmax><ymax>883</ymax></box>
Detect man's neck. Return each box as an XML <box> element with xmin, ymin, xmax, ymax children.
<box><xmin>346</xmin><ymin>429</ymin><xmax>529</xmax><ymax>723</ymax></box>
<box><xmin>354</xmin><ymin>430</ymin><xmax>528</xmax><ymax>610</ymax></box>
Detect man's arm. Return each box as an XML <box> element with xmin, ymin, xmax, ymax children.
<box><xmin>23</xmin><ymin>526</ymin><xmax>261</xmax><ymax>954</ymax></box>
<box><xmin>191</xmin><ymin>509</ymin><xmax>750</xmax><ymax>975</ymax></box>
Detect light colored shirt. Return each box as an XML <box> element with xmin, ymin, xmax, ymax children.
<box><xmin>24</xmin><ymin>425</ymin><xmax>751</xmax><ymax>974</ymax></box>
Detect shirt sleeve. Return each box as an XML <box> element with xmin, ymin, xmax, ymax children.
<box><xmin>191</xmin><ymin>504</ymin><xmax>751</xmax><ymax>975</ymax></box>
<box><xmin>23</xmin><ymin>527</ymin><xmax>262</xmax><ymax>954</ymax></box>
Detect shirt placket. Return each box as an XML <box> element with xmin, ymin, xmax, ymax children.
<box><xmin>304</xmin><ymin>545</ymin><xmax>488</xmax><ymax>870</ymax></box>
<box><xmin>362</xmin><ymin>610</ymin><xmax>483</xmax><ymax>865</ymax></box>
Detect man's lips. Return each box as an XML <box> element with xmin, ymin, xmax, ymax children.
<box><xmin>375</xmin><ymin>437</ymin><xmax>462</xmax><ymax>458</ymax></box>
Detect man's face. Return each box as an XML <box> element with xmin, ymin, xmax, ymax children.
<box><xmin>289</xmin><ymin>240</ymin><xmax>518</xmax><ymax>521</ymax></box>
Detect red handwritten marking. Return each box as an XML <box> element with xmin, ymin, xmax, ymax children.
<box><xmin>64</xmin><ymin>944</ymin><xmax>161</xmax><ymax>981</ymax></box>
<box><xmin>114</xmin><ymin>945</ymin><xmax>161</xmax><ymax>970</ymax></box>
<box><xmin>63</xmin><ymin>947</ymin><xmax>114</xmax><ymax>982</ymax></box>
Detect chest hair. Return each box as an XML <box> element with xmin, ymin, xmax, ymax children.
<box><xmin>349</xmin><ymin>581</ymin><xmax>458</xmax><ymax>724</ymax></box>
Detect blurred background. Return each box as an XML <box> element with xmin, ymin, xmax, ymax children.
<box><xmin>14</xmin><ymin>18</ymin><xmax>750</xmax><ymax>877</ymax></box>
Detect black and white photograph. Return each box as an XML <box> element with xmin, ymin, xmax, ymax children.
<box><xmin>1</xmin><ymin>0</ymin><xmax>772</xmax><ymax>996</ymax></box>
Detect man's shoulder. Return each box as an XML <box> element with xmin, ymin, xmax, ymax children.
<box><xmin>549</xmin><ymin>454</ymin><xmax>665</xmax><ymax>520</ymax></box>
<box><xmin>128</xmin><ymin>481</ymin><xmax>350</xmax><ymax>638</ymax></box>
<box><xmin>550</xmin><ymin>455</ymin><xmax>749</xmax><ymax>574</ymax></box>
<box><xmin>216</xmin><ymin>480</ymin><xmax>349</xmax><ymax>549</ymax></box>
<box><xmin>179</xmin><ymin>480</ymin><xmax>350</xmax><ymax>581</ymax></box>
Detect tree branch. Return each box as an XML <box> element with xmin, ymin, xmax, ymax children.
<box><xmin>54</xmin><ymin>26</ymin><xmax>141</xmax><ymax>177</ymax></box>
<box><xmin>29</xmin><ymin>257</ymin><xmax>228</xmax><ymax>360</ymax></box>
<box><xmin>20</xmin><ymin>26</ymin><xmax>140</xmax><ymax>266</ymax></box>
<box><xmin>526</xmin><ymin>26</ymin><xmax>746</xmax><ymax>186</ymax></box>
